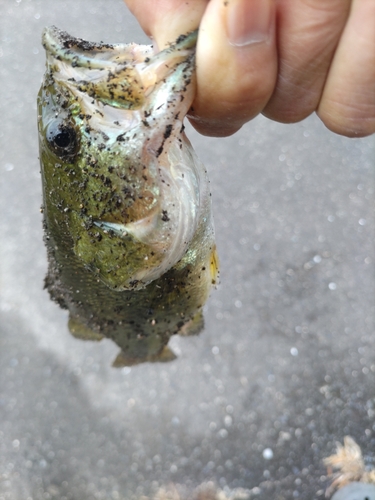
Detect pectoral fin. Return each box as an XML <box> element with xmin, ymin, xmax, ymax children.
<box><xmin>210</xmin><ymin>246</ymin><xmax>220</xmax><ymax>286</ymax></box>
<box><xmin>68</xmin><ymin>316</ymin><xmax>104</xmax><ymax>341</ymax></box>
<box><xmin>179</xmin><ymin>310</ymin><xmax>204</xmax><ymax>337</ymax></box>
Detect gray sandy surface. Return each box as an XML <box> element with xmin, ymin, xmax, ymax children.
<box><xmin>1</xmin><ymin>1</ymin><xmax>374</xmax><ymax>499</ymax></box>
<box><xmin>331</xmin><ymin>483</ymin><xmax>375</xmax><ymax>500</ymax></box>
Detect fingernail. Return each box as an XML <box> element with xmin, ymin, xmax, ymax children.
<box><xmin>226</xmin><ymin>0</ymin><xmax>272</xmax><ymax>46</ymax></box>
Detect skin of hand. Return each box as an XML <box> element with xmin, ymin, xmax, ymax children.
<box><xmin>124</xmin><ymin>0</ymin><xmax>375</xmax><ymax>138</ymax></box>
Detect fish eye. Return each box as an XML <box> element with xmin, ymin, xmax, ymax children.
<box><xmin>46</xmin><ymin>120</ymin><xmax>79</xmax><ymax>159</ymax></box>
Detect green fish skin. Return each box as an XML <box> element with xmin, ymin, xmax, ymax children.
<box><xmin>37</xmin><ymin>26</ymin><xmax>219</xmax><ymax>366</ymax></box>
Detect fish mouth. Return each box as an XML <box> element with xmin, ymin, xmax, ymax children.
<box><xmin>42</xmin><ymin>26</ymin><xmax>198</xmax><ymax>110</ymax></box>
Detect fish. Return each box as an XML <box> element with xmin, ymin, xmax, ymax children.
<box><xmin>37</xmin><ymin>26</ymin><xmax>219</xmax><ymax>366</ymax></box>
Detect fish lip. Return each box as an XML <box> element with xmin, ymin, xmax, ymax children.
<box><xmin>42</xmin><ymin>24</ymin><xmax>197</xmax><ymax>50</ymax></box>
<box><xmin>141</xmin><ymin>30</ymin><xmax>198</xmax><ymax>80</ymax></box>
<box><xmin>42</xmin><ymin>26</ymin><xmax>117</xmax><ymax>69</ymax></box>
<box><xmin>42</xmin><ymin>25</ymin><xmax>197</xmax><ymax>69</ymax></box>
<box><xmin>150</xmin><ymin>30</ymin><xmax>198</xmax><ymax>60</ymax></box>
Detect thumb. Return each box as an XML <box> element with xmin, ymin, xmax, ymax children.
<box><xmin>190</xmin><ymin>0</ymin><xmax>277</xmax><ymax>136</ymax></box>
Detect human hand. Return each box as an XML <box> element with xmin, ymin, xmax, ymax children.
<box><xmin>124</xmin><ymin>0</ymin><xmax>375</xmax><ymax>138</ymax></box>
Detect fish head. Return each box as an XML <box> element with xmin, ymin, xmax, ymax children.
<box><xmin>38</xmin><ymin>26</ymin><xmax>200</xmax><ymax>291</ymax></box>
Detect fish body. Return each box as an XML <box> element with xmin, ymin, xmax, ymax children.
<box><xmin>38</xmin><ymin>27</ymin><xmax>218</xmax><ymax>365</ymax></box>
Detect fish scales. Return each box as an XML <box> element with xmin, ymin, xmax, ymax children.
<box><xmin>37</xmin><ymin>26</ymin><xmax>218</xmax><ymax>366</ymax></box>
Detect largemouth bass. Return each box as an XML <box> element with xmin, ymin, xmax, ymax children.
<box><xmin>37</xmin><ymin>26</ymin><xmax>218</xmax><ymax>366</ymax></box>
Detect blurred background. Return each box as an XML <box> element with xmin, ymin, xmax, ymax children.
<box><xmin>1</xmin><ymin>1</ymin><xmax>374</xmax><ymax>499</ymax></box>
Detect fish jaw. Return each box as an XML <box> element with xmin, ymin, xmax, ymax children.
<box><xmin>39</xmin><ymin>27</ymin><xmax>203</xmax><ymax>291</ymax></box>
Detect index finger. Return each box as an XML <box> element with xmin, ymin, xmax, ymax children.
<box><xmin>124</xmin><ymin>0</ymin><xmax>208</xmax><ymax>48</ymax></box>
